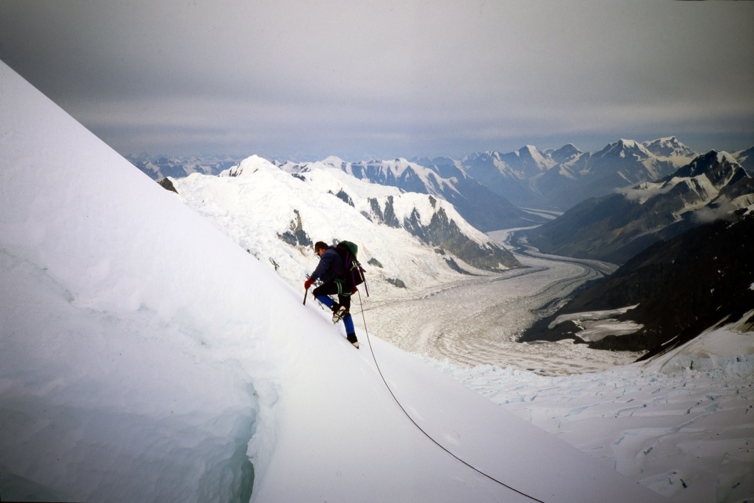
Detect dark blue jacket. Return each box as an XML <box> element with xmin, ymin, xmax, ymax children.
<box><xmin>311</xmin><ymin>247</ymin><xmax>344</xmax><ymax>283</ymax></box>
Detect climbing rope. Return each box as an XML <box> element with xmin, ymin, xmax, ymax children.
<box><xmin>356</xmin><ymin>290</ymin><xmax>545</xmax><ymax>503</ymax></box>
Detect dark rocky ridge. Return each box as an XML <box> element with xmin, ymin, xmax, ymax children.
<box><xmin>278</xmin><ymin>209</ymin><xmax>312</xmax><ymax>248</ymax></box>
<box><xmin>367</xmin><ymin>197</ymin><xmax>519</xmax><ymax>271</ymax></box>
<box><xmin>158</xmin><ymin>177</ymin><xmax>179</xmax><ymax>193</ymax></box>
<box><xmin>520</xmin><ymin>210</ymin><xmax>754</xmax><ymax>356</ymax></box>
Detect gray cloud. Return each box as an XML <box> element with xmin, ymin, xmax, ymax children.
<box><xmin>1</xmin><ymin>0</ymin><xmax>753</xmax><ymax>160</ymax></box>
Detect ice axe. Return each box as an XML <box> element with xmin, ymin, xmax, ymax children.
<box><xmin>303</xmin><ymin>276</ymin><xmax>314</xmax><ymax>305</ymax></box>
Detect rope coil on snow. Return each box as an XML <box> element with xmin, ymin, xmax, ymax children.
<box><xmin>356</xmin><ymin>291</ymin><xmax>545</xmax><ymax>503</ymax></box>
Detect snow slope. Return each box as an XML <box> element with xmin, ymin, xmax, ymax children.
<box><xmin>0</xmin><ymin>61</ymin><xmax>671</xmax><ymax>502</ymax></box>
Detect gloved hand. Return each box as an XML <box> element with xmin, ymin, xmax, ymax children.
<box><xmin>304</xmin><ymin>278</ymin><xmax>315</xmax><ymax>290</ymax></box>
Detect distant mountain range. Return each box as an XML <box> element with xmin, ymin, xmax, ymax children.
<box><xmin>131</xmin><ymin>138</ymin><xmax>753</xmax><ymax>230</ymax></box>
<box><xmin>457</xmin><ymin>137</ymin><xmax>697</xmax><ymax>210</ymax></box>
<box><xmin>522</xmin><ymin>151</ymin><xmax>754</xmax><ymax>264</ymax></box>
<box><xmin>126</xmin><ymin>153</ymin><xmax>244</xmax><ymax>179</ymax></box>
<box><xmin>276</xmin><ymin>157</ymin><xmax>544</xmax><ymax>232</ymax></box>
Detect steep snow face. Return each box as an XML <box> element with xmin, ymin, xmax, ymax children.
<box><xmin>716</xmin><ymin>151</ymin><xmax>739</xmax><ymax>166</ymax></box>
<box><xmin>0</xmin><ymin>61</ymin><xmax>285</xmax><ymax>501</ymax></box>
<box><xmin>173</xmin><ymin>158</ymin><xmax>515</xmax><ymax>297</ymax></box>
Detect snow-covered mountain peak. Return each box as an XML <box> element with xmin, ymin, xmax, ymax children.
<box><xmin>617</xmin><ymin>149</ymin><xmax>752</xmax><ymax>217</ymax></box>
<box><xmin>716</xmin><ymin>151</ymin><xmax>739</xmax><ymax>165</ymax></box>
<box><xmin>642</xmin><ymin>137</ymin><xmax>697</xmax><ymax>167</ymax></box>
<box><xmin>320</xmin><ymin>155</ymin><xmax>346</xmax><ymax>168</ymax></box>
<box><xmin>553</xmin><ymin>143</ymin><xmax>581</xmax><ymax>156</ymax></box>
<box><xmin>544</xmin><ymin>143</ymin><xmax>584</xmax><ymax>167</ymax></box>
<box><xmin>473</xmin><ymin>150</ymin><xmax>501</xmax><ymax>161</ymax></box>
<box><xmin>674</xmin><ymin>150</ymin><xmax>743</xmax><ymax>179</ymax></box>
<box><xmin>221</xmin><ymin>154</ymin><xmax>276</xmax><ymax>177</ymax></box>
<box><xmin>595</xmin><ymin>138</ymin><xmax>655</xmax><ymax>162</ymax></box>
<box><xmin>516</xmin><ymin>145</ymin><xmax>549</xmax><ymax>168</ymax></box>
<box><xmin>617</xmin><ymin>138</ymin><xmax>647</xmax><ymax>154</ymax></box>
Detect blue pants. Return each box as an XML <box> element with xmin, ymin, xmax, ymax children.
<box><xmin>313</xmin><ymin>283</ymin><xmax>355</xmax><ymax>335</ymax></box>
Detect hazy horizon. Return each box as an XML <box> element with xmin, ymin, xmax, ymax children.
<box><xmin>1</xmin><ymin>1</ymin><xmax>752</xmax><ymax>161</ymax></box>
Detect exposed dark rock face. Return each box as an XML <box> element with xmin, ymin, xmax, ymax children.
<box><xmin>343</xmin><ymin>159</ymin><xmax>544</xmax><ymax>231</ymax></box>
<box><xmin>445</xmin><ymin>257</ymin><xmax>472</xmax><ymax>275</ymax></box>
<box><xmin>367</xmin><ymin>197</ymin><xmax>519</xmax><ymax>271</ymax></box>
<box><xmin>386</xmin><ymin>277</ymin><xmax>407</xmax><ymax>288</ymax></box>
<box><xmin>278</xmin><ymin>209</ymin><xmax>312</xmax><ymax>247</ymax></box>
<box><xmin>158</xmin><ymin>178</ymin><xmax>179</xmax><ymax>194</ymax></box>
<box><xmin>331</xmin><ymin>189</ymin><xmax>354</xmax><ymax>207</ymax></box>
<box><xmin>382</xmin><ymin>196</ymin><xmax>401</xmax><ymax>228</ymax></box>
<box><xmin>414</xmin><ymin>208</ymin><xmax>517</xmax><ymax>271</ymax></box>
<box><xmin>520</xmin><ymin>211</ymin><xmax>754</xmax><ymax>356</ymax></box>
<box><xmin>368</xmin><ymin>196</ymin><xmax>401</xmax><ymax>228</ymax></box>
<box><xmin>368</xmin><ymin>198</ymin><xmax>384</xmax><ymax>223</ymax></box>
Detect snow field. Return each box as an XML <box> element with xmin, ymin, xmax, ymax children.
<box><xmin>0</xmin><ymin>61</ymin><xmax>287</xmax><ymax>500</ymax></box>
<box><xmin>423</xmin><ymin>318</ymin><xmax>754</xmax><ymax>503</ymax></box>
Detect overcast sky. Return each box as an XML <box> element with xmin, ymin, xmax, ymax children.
<box><xmin>1</xmin><ymin>0</ymin><xmax>753</xmax><ymax>161</ymax></box>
